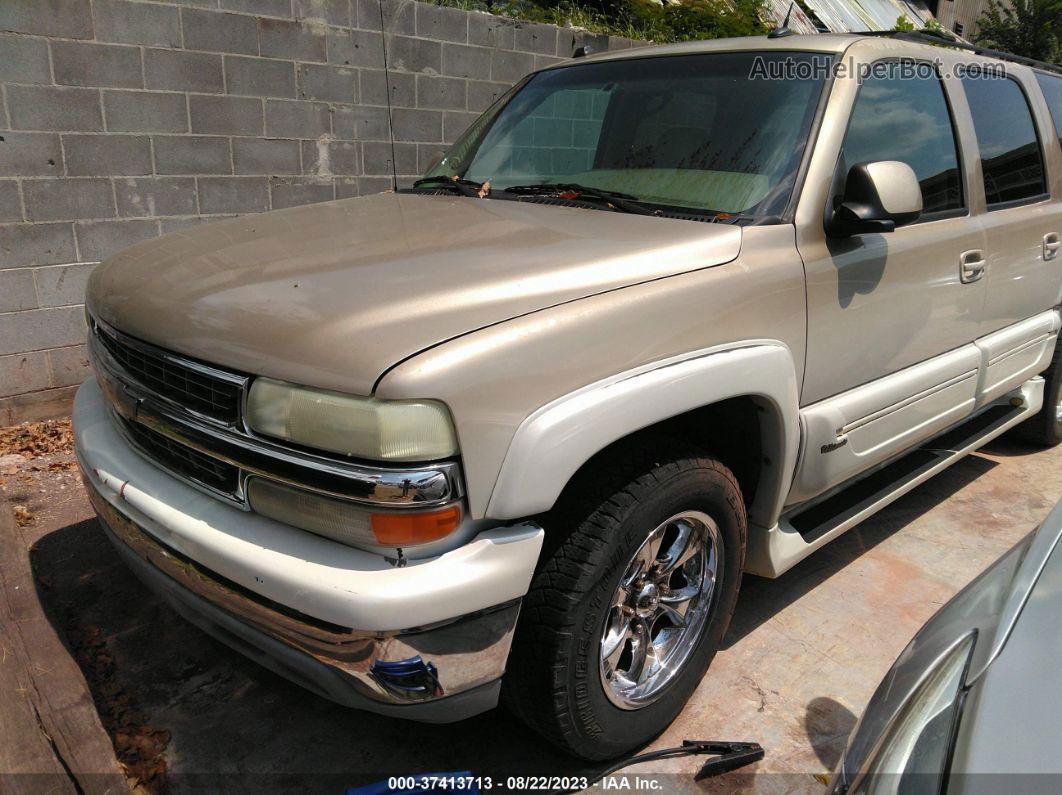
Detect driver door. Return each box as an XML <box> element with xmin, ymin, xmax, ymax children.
<box><xmin>790</xmin><ymin>58</ymin><xmax>987</xmax><ymax>504</ymax></box>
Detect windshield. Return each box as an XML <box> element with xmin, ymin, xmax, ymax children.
<box><xmin>424</xmin><ymin>51</ymin><xmax>830</xmax><ymax>217</ymax></box>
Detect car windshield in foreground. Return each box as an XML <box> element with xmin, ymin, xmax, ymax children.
<box><xmin>419</xmin><ymin>51</ymin><xmax>830</xmax><ymax>218</ymax></box>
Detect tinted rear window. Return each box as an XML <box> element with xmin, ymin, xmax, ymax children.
<box><xmin>1035</xmin><ymin>72</ymin><xmax>1062</xmax><ymax>150</ymax></box>
<box><xmin>961</xmin><ymin>76</ymin><xmax>1047</xmax><ymax>207</ymax></box>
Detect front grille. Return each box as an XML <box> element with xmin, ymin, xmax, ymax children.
<box><xmin>95</xmin><ymin>324</ymin><xmax>242</xmax><ymax>424</ymax></box>
<box><xmin>124</xmin><ymin>419</ymin><xmax>240</xmax><ymax>496</ymax></box>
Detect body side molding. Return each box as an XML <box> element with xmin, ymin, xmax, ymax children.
<box><xmin>485</xmin><ymin>341</ymin><xmax>801</xmax><ymax>530</ymax></box>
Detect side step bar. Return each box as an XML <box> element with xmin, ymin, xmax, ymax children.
<box><xmin>745</xmin><ymin>377</ymin><xmax>1044</xmax><ymax>578</ymax></box>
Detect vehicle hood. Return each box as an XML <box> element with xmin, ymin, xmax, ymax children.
<box><xmin>88</xmin><ymin>192</ymin><xmax>741</xmax><ymax>395</ymax></box>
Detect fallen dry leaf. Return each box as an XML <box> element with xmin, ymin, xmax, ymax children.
<box><xmin>0</xmin><ymin>418</ymin><xmax>74</xmax><ymax>459</ymax></box>
<box><xmin>13</xmin><ymin>505</ymin><xmax>33</xmax><ymax>527</ymax></box>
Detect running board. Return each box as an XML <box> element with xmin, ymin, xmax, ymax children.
<box><xmin>745</xmin><ymin>377</ymin><xmax>1044</xmax><ymax>578</ymax></box>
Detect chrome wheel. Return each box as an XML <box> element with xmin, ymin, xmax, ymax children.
<box><xmin>599</xmin><ymin>510</ymin><xmax>722</xmax><ymax>709</ymax></box>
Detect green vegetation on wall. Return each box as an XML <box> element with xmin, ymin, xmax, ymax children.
<box><xmin>429</xmin><ymin>0</ymin><xmax>770</xmax><ymax>43</ymax></box>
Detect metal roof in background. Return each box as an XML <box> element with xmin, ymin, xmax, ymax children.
<box><xmin>799</xmin><ymin>0</ymin><xmax>934</xmax><ymax>32</ymax></box>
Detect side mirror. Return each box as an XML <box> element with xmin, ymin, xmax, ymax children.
<box><xmin>827</xmin><ymin>161</ymin><xmax>922</xmax><ymax>237</ymax></box>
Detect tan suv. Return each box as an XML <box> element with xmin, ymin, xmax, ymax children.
<box><xmin>75</xmin><ymin>33</ymin><xmax>1062</xmax><ymax>759</ymax></box>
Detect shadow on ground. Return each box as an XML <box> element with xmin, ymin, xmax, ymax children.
<box><xmin>723</xmin><ymin>453</ymin><xmax>998</xmax><ymax>648</ymax></box>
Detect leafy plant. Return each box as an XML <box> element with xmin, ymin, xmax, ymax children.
<box><xmin>974</xmin><ymin>0</ymin><xmax>1062</xmax><ymax>62</ymax></box>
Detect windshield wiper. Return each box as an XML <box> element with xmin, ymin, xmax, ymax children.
<box><xmin>411</xmin><ymin>175</ymin><xmax>485</xmax><ymax>198</ymax></box>
<box><xmin>501</xmin><ymin>183</ymin><xmax>659</xmax><ymax>216</ymax></box>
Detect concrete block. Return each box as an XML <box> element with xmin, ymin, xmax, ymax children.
<box><xmin>233</xmin><ymin>138</ymin><xmax>301</xmax><ymax>175</ymax></box>
<box><xmin>297</xmin><ymin>63</ymin><xmax>357</xmax><ymax>103</ymax></box>
<box><xmin>357</xmin><ymin>175</ymin><xmax>392</xmax><ymax>195</ymax></box>
<box><xmin>325</xmin><ymin>28</ymin><xmax>355</xmax><ymax>66</ymax></box>
<box><xmin>360</xmin><ymin>68</ymin><xmax>414</xmax><ymax>107</ymax></box>
<box><xmin>103</xmin><ymin>90</ymin><xmax>188</xmax><ymax>133</ymax></box>
<box><xmin>0</xmin><ymin>384</ymin><xmax>80</xmax><ymax>424</ymax></box>
<box><xmin>348</xmin><ymin>28</ymin><xmax>385</xmax><ymax>68</ymax></box>
<box><xmin>0</xmin><ymin>223</ymin><xmax>77</xmax><ymax>268</ymax></box>
<box><xmin>443</xmin><ymin>110</ymin><xmax>477</xmax><ymax>144</ymax></box>
<box><xmin>556</xmin><ymin>28</ymin><xmax>577</xmax><ymax>58</ymax></box>
<box><xmin>362</xmin><ymin>140</ymin><xmax>415</xmax><ymax>176</ymax></box>
<box><xmin>115</xmin><ymin>177</ymin><xmax>198</xmax><ymax>217</ymax></box>
<box><xmin>416</xmin><ymin>74</ymin><xmax>465</xmax><ymax>110</ymax></box>
<box><xmin>373</xmin><ymin>0</ymin><xmax>415</xmax><ymax>36</ymax></box>
<box><xmin>534</xmin><ymin>53</ymin><xmax>565</xmax><ymax>70</ymax></box>
<box><xmin>417</xmin><ymin>142</ymin><xmax>446</xmax><ymax>172</ymax></box>
<box><xmin>335</xmin><ymin>103</ymin><xmax>389</xmax><ymax>141</ymax></box>
<box><xmin>7</xmin><ymin>86</ymin><xmax>103</xmax><ymax>132</ymax></box>
<box><xmin>390</xmin><ymin>108</ymin><xmax>441</xmax><ymax>142</ymax></box>
<box><xmin>75</xmin><ymin>218</ymin><xmax>159</xmax><ymax>261</ymax></box>
<box><xmin>334</xmin><ymin>176</ymin><xmax>359</xmax><ymax>198</ymax></box>
<box><xmin>161</xmin><ymin>216</ymin><xmax>216</xmax><ymax>234</ymax></box>
<box><xmin>259</xmin><ymin>18</ymin><xmax>327</xmax><ymax>62</ymax></box>
<box><xmin>48</xmin><ymin>344</ymin><xmax>92</xmax><ymax>388</ymax></box>
<box><xmin>490</xmin><ymin>48</ymin><xmax>534</xmax><ymax>83</ymax></box>
<box><xmin>154</xmin><ymin>136</ymin><xmax>232</xmax><ymax>175</ymax></box>
<box><xmin>145</xmin><ymin>49</ymin><xmax>225</xmax><ymax>93</ymax></box>
<box><xmin>416</xmin><ymin>3</ymin><xmax>466</xmax><ymax>43</ymax></box>
<box><xmin>385</xmin><ymin>35</ymin><xmax>441</xmax><ymax>75</ymax></box>
<box><xmin>265</xmin><ymin>99</ymin><xmax>332</xmax><ymax>138</ymax></box>
<box><xmin>441</xmin><ymin>43</ymin><xmax>491</xmax><ymax>80</ymax></box>
<box><xmin>0</xmin><ymin>307</ymin><xmax>86</xmax><ymax>356</ymax></box>
<box><xmin>269</xmin><ymin>176</ymin><xmax>334</xmax><ymax>209</ymax></box>
<box><xmin>300</xmin><ymin>139</ymin><xmax>358</xmax><ymax>175</ymax></box>
<box><xmin>294</xmin><ymin>0</ymin><xmax>350</xmax><ymax>26</ymax></box>
<box><xmin>182</xmin><ymin>9</ymin><xmax>260</xmax><ymax>56</ymax></box>
<box><xmin>23</xmin><ymin>179</ymin><xmax>115</xmax><ymax>222</ymax></box>
<box><xmin>468</xmin><ymin>12</ymin><xmax>514</xmax><ymax>50</ymax></box>
<box><xmin>52</xmin><ymin>41</ymin><xmax>144</xmax><ymax>89</ymax></box>
<box><xmin>190</xmin><ymin>95</ymin><xmax>265</xmax><ymax>136</ymax></box>
<box><xmin>222</xmin><ymin>0</ymin><xmax>293</xmax><ymax>17</ymax></box>
<box><xmin>515</xmin><ymin>22</ymin><xmax>557</xmax><ymax>55</ymax></box>
<box><xmin>467</xmin><ymin>79</ymin><xmax>511</xmax><ymax>112</ymax></box>
<box><xmin>0</xmin><ymin>269</ymin><xmax>38</xmax><ymax>312</ymax></box>
<box><xmin>63</xmin><ymin>135</ymin><xmax>153</xmax><ymax>177</ymax></box>
<box><xmin>0</xmin><ymin>0</ymin><xmax>93</xmax><ymax>39</ymax></box>
<box><xmin>0</xmin><ymin>350</ymin><xmax>51</xmax><ymax>398</ymax></box>
<box><xmin>198</xmin><ymin>176</ymin><xmax>270</xmax><ymax>214</ymax></box>
<box><xmin>0</xmin><ymin>34</ymin><xmax>51</xmax><ymax>84</ymax></box>
<box><xmin>0</xmin><ymin>181</ymin><xmax>21</xmax><ymax>223</ymax></box>
<box><xmin>225</xmin><ymin>56</ymin><xmax>297</xmax><ymax>98</ymax></box>
<box><xmin>34</xmin><ymin>262</ymin><xmax>96</xmax><ymax>308</ymax></box>
<box><xmin>0</xmin><ymin>134</ymin><xmax>63</xmax><ymax>178</ymax></box>
<box><xmin>92</xmin><ymin>0</ymin><xmax>183</xmax><ymax>47</ymax></box>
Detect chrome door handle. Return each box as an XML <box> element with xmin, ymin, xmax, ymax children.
<box><xmin>1045</xmin><ymin>233</ymin><xmax>1061</xmax><ymax>261</ymax></box>
<box><xmin>960</xmin><ymin>249</ymin><xmax>986</xmax><ymax>283</ymax></box>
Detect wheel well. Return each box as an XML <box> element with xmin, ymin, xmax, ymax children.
<box><xmin>544</xmin><ymin>396</ymin><xmax>767</xmax><ymax>527</ymax></box>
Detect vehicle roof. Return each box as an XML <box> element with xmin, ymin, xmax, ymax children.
<box><xmin>542</xmin><ymin>33</ymin><xmax>1040</xmax><ymax>75</ymax></box>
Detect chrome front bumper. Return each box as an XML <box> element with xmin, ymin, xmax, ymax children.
<box><xmin>74</xmin><ymin>379</ymin><xmax>544</xmax><ymax>722</ymax></box>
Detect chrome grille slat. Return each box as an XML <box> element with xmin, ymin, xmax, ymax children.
<box><xmin>123</xmin><ymin>417</ymin><xmax>240</xmax><ymax>496</ymax></box>
<box><xmin>94</xmin><ymin>324</ymin><xmax>242</xmax><ymax>424</ymax></box>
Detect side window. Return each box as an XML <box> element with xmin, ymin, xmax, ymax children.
<box><xmin>1035</xmin><ymin>72</ymin><xmax>1062</xmax><ymax>151</ymax></box>
<box><xmin>841</xmin><ymin>64</ymin><xmax>963</xmax><ymax>215</ymax></box>
<box><xmin>961</xmin><ymin>75</ymin><xmax>1047</xmax><ymax>206</ymax></box>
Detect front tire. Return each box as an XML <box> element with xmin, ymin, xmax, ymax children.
<box><xmin>503</xmin><ymin>447</ymin><xmax>745</xmax><ymax>760</ymax></box>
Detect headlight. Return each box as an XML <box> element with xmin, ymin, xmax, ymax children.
<box><xmin>846</xmin><ymin>633</ymin><xmax>975</xmax><ymax>795</ymax></box>
<box><xmin>246</xmin><ymin>377</ymin><xmax>458</xmax><ymax>462</ymax></box>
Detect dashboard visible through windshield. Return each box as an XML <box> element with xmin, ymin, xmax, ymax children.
<box><xmin>422</xmin><ymin>51</ymin><xmax>831</xmax><ymax>219</ymax></box>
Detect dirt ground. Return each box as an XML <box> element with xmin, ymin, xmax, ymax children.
<box><xmin>2</xmin><ymin>417</ymin><xmax>1060</xmax><ymax>794</ymax></box>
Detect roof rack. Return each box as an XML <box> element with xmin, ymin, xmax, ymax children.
<box><xmin>853</xmin><ymin>30</ymin><xmax>1062</xmax><ymax>76</ymax></box>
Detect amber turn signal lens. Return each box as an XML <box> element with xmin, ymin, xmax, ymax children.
<box><xmin>371</xmin><ymin>506</ymin><xmax>462</xmax><ymax>545</ymax></box>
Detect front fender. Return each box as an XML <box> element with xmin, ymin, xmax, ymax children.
<box><xmin>486</xmin><ymin>341</ymin><xmax>801</xmax><ymax>530</ymax></box>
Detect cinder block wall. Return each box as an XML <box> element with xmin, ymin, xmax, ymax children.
<box><xmin>0</xmin><ymin>0</ymin><xmax>639</xmax><ymax>424</ymax></box>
